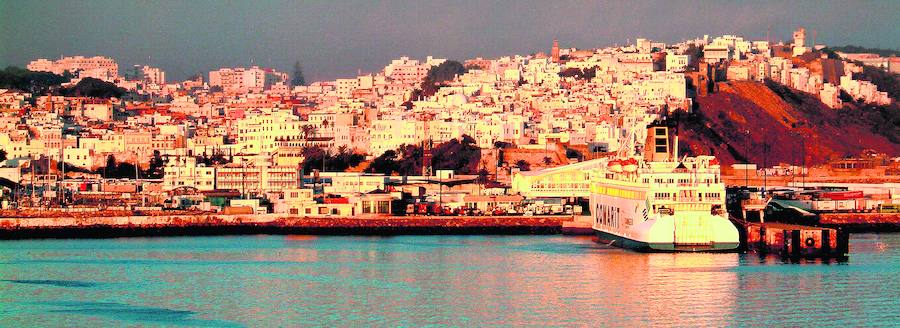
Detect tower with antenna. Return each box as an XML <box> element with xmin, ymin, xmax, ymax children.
<box><xmin>792</xmin><ymin>27</ymin><xmax>808</xmax><ymax>56</ymax></box>
<box><xmin>812</xmin><ymin>29</ymin><xmax>817</xmax><ymax>48</ymax></box>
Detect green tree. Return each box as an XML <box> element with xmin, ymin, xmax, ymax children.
<box><xmin>367</xmin><ymin>149</ymin><xmax>400</xmax><ymax>175</ymax></box>
<box><xmin>0</xmin><ymin>66</ymin><xmax>70</xmax><ymax>96</ymax></box>
<box><xmin>852</xmin><ymin>63</ymin><xmax>900</xmax><ymax>100</ymax></box>
<box><xmin>515</xmin><ymin>159</ymin><xmax>530</xmax><ymax>171</ymax></box>
<box><xmin>431</xmin><ymin>135</ymin><xmax>481</xmax><ymax>174</ymax></box>
<box><xmin>292</xmin><ymin>61</ymin><xmax>306</xmax><ymax>86</ymax></box>
<box><xmin>476</xmin><ymin>168</ymin><xmax>490</xmax><ymax>184</ymax></box>
<box><xmin>828</xmin><ymin>45</ymin><xmax>899</xmax><ymax>58</ymax></box>
<box><xmin>418</xmin><ymin>60</ymin><xmax>468</xmax><ymax>97</ymax></box>
<box><xmin>59</xmin><ymin>77</ymin><xmax>126</xmax><ymax>98</ymax></box>
<box><xmin>144</xmin><ymin>150</ymin><xmax>166</xmax><ymax>179</ymax></box>
<box><xmin>425</xmin><ymin>60</ymin><xmax>467</xmax><ymax>85</ymax></box>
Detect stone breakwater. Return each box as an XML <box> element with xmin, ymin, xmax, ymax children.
<box><xmin>0</xmin><ymin>214</ymin><xmax>572</xmax><ymax>239</ymax></box>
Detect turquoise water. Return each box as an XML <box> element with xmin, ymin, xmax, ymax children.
<box><xmin>0</xmin><ymin>233</ymin><xmax>898</xmax><ymax>327</ymax></box>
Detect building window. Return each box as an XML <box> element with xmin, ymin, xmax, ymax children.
<box><xmin>377</xmin><ymin>201</ymin><xmax>390</xmax><ymax>213</ymax></box>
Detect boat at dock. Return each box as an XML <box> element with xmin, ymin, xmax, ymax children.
<box><xmin>589</xmin><ymin>122</ymin><xmax>740</xmax><ymax>252</ymax></box>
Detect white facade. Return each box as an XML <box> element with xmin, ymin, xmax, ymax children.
<box><xmin>27</xmin><ymin>56</ymin><xmax>119</xmax><ymax>80</ymax></box>
<box><xmin>209</xmin><ymin>66</ymin><xmax>288</xmax><ymax>93</ymax></box>
<box><xmin>665</xmin><ymin>55</ymin><xmax>689</xmax><ymax>72</ymax></box>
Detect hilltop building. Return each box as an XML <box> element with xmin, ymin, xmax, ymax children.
<box><xmin>27</xmin><ymin>56</ymin><xmax>119</xmax><ymax>81</ymax></box>
<box><xmin>209</xmin><ymin>66</ymin><xmax>288</xmax><ymax>93</ymax></box>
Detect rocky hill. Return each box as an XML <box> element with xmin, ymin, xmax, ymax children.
<box><xmin>675</xmin><ymin>80</ymin><xmax>900</xmax><ymax>166</ymax></box>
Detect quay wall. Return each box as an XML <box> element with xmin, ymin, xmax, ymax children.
<box><xmin>819</xmin><ymin>213</ymin><xmax>900</xmax><ymax>232</ymax></box>
<box><xmin>0</xmin><ymin>214</ymin><xmax>571</xmax><ymax>239</ymax></box>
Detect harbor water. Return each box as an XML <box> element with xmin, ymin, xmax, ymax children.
<box><xmin>1</xmin><ymin>234</ymin><xmax>898</xmax><ymax>327</ymax></box>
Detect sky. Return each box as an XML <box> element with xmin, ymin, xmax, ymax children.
<box><xmin>2</xmin><ymin>0</ymin><xmax>898</xmax><ymax>82</ymax></box>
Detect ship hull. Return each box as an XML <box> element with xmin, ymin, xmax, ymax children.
<box><xmin>594</xmin><ymin>228</ymin><xmax>739</xmax><ymax>252</ymax></box>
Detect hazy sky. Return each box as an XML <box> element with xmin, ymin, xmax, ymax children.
<box><xmin>2</xmin><ymin>0</ymin><xmax>898</xmax><ymax>81</ymax></box>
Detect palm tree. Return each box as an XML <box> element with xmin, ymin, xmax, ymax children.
<box><xmin>515</xmin><ymin>159</ymin><xmax>530</xmax><ymax>171</ymax></box>
<box><xmin>301</xmin><ymin>125</ymin><xmax>317</xmax><ymax>140</ymax></box>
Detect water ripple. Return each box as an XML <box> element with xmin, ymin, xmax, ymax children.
<box><xmin>39</xmin><ymin>301</ymin><xmax>242</xmax><ymax>327</ymax></box>
<box><xmin>0</xmin><ymin>234</ymin><xmax>897</xmax><ymax>326</ymax></box>
<box><xmin>1</xmin><ymin>279</ymin><xmax>98</xmax><ymax>288</ymax></box>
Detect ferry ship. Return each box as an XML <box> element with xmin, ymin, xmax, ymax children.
<box><xmin>589</xmin><ymin>123</ymin><xmax>739</xmax><ymax>252</ymax></box>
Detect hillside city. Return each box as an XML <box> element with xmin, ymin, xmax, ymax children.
<box><xmin>0</xmin><ymin>27</ymin><xmax>898</xmax><ymax>217</ymax></box>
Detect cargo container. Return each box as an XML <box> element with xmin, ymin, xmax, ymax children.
<box><xmin>817</xmin><ymin>191</ymin><xmax>864</xmax><ymax>200</ymax></box>
<box><xmin>835</xmin><ymin>200</ymin><xmax>856</xmax><ymax>211</ymax></box>
<box><xmin>880</xmin><ymin>204</ymin><xmax>900</xmax><ymax>213</ymax></box>
<box><xmin>863</xmin><ymin>199</ymin><xmax>886</xmax><ymax>212</ymax></box>
<box><xmin>812</xmin><ymin>200</ymin><xmax>836</xmax><ymax>212</ymax></box>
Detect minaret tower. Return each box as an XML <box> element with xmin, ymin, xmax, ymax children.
<box><xmin>551</xmin><ymin>39</ymin><xmax>560</xmax><ymax>62</ymax></box>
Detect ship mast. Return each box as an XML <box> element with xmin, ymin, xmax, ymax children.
<box><xmin>616</xmin><ymin>127</ymin><xmax>636</xmax><ymax>158</ymax></box>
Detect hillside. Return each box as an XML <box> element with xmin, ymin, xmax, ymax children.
<box><xmin>676</xmin><ymin>80</ymin><xmax>900</xmax><ymax>166</ymax></box>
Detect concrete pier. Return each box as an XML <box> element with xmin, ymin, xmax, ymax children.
<box><xmin>737</xmin><ymin>221</ymin><xmax>848</xmax><ymax>258</ymax></box>
<box><xmin>561</xmin><ymin>215</ymin><xmax>593</xmax><ymax>235</ymax></box>
<box><xmin>0</xmin><ymin>214</ymin><xmax>572</xmax><ymax>239</ymax></box>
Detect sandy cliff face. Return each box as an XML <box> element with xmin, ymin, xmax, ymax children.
<box><xmin>676</xmin><ymin>80</ymin><xmax>900</xmax><ymax>166</ymax></box>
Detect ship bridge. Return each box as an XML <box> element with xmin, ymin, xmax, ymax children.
<box><xmin>510</xmin><ymin>158</ymin><xmax>607</xmax><ymax>198</ymax></box>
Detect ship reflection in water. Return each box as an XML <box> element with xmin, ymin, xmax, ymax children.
<box><xmin>0</xmin><ymin>234</ymin><xmax>898</xmax><ymax>326</ymax></box>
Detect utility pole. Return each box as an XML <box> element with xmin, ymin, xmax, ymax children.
<box><xmin>438</xmin><ymin>172</ymin><xmax>443</xmax><ymax>211</ymax></box>
<box><xmin>46</xmin><ymin>148</ymin><xmax>50</xmax><ymax>208</ymax></box>
<box><xmin>134</xmin><ymin>153</ymin><xmax>140</xmax><ymax>206</ymax></box>
<box><xmin>763</xmin><ymin>131</ymin><xmax>767</xmax><ymax>198</ymax></box>
<box><xmin>745</xmin><ymin>130</ymin><xmax>750</xmax><ymax>190</ymax></box>
<box><xmin>58</xmin><ymin>122</ymin><xmax>65</xmax><ymax>207</ymax></box>
<box><xmin>31</xmin><ymin>161</ymin><xmax>35</xmax><ymax>207</ymax></box>
<box><xmin>802</xmin><ymin>137</ymin><xmax>806</xmax><ymax>188</ymax></box>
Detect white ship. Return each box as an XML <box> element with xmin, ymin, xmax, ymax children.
<box><xmin>589</xmin><ymin>123</ymin><xmax>739</xmax><ymax>252</ymax></box>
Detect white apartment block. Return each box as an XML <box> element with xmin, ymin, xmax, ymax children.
<box><xmin>27</xmin><ymin>56</ymin><xmax>119</xmax><ymax>81</ymax></box>
<box><xmin>235</xmin><ymin>109</ymin><xmax>303</xmax><ymax>154</ymax></box>
<box><xmin>209</xmin><ymin>66</ymin><xmax>287</xmax><ymax>93</ymax></box>
<box><xmin>125</xmin><ymin>65</ymin><xmax>166</xmax><ymax>85</ymax></box>
<box><xmin>369</xmin><ymin>119</ymin><xmax>422</xmax><ymax>156</ymax></box>
<box><xmin>665</xmin><ymin>55</ymin><xmax>689</xmax><ymax>72</ymax></box>
<box><xmin>383</xmin><ymin>56</ymin><xmax>446</xmax><ymax>86</ymax></box>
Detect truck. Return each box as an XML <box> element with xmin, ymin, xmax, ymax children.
<box><xmin>879</xmin><ymin>204</ymin><xmax>900</xmax><ymax>213</ymax></box>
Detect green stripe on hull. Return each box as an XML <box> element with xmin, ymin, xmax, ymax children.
<box><xmin>594</xmin><ymin>229</ymin><xmax>739</xmax><ymax>253</ymax></box>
